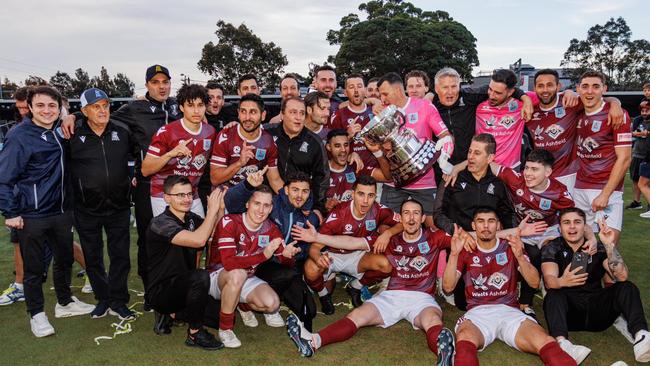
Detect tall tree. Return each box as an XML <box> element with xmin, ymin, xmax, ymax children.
<box><xmin>112</xmin><ymin>72</ymin><xmax>135</xmax><ymax>97</ymax></box>
<box><xmin>327</xmin><ymin>0</ymin><xmax>478</xmax><ymax>81</ymax></box>
<box><xmin>1</xmin><ymin>77</ymin><xmax>19</xmax><ymax>99</ymax></box>
<box><xmin>24</xmin><ymin>75</ymin><xmax>48</xmax><ymax>86</ymax></box>
<box><xmin>49</xmin><ymin>71</ymin><xmax>75</xmax><ymax>97</ymax></box>
<box><xmin>561</xmin><ymin>17</ymin><xmax>650</xmax><ymax>90</ymax></box>
<box><xmin>71</xmin><ymin>68</ymin><xmax>91</xmax><ymax>98</ymax></box>
<box><xmin>198</xmin><ymin>20</ymin><xmax>288</xmax><ymax>93</ymax></box>
<box><xmin>91</xmin><ymin>66</ymin><xmax>116</xmax><ymax>95</ymax></box>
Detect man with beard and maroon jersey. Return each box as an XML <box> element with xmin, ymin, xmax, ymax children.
<box><xmin>210</xmin><ymin>93</ymin><xmax>284</xmax><ymax>193</ymax></box>
<box><xmin>303</xmin><ymin>91</ymin><xmax>331</xmax><ymax>143</ymax></box>
<box><xmin>313</xmin><ymin>65</ymin><xmax>342</xmax><ymax>116</ymax></box>
<box><xmin>442</xmin><ymin>208</ymin><xmax>577</xmax><ymax>366</ymax></box>
<box><xmin>198</xmin><ymin>82</ymin><xmax>227</xmax><ymax>211</ymax></box>
<box><xmin>286</xmin><ymin>199</ymin><xmax>466</xmax><ymax>363</ymax></box>
<box><xmin>270</xmin><ymin>74</ymin><xmax>301</xmax><ymax>124</ymax></box>
<box><xmin>366</xmin><ymin>77</ymin><xmax>380</xmax><ymax>99</ymax></box>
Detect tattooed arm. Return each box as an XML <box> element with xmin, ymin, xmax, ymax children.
<box><xmin>602</xmin><ymin>242</ymin><xmax>629</xmax><ymax>282</ymax></box>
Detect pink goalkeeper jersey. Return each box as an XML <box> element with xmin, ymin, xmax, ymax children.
<box><xmin>476</xmin><ymin>97</ymin><xmax>527</xmax><ymax>169</ymax></box>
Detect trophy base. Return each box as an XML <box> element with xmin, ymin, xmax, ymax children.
<box><xmin>388</xmin><ymin>140</ymin><xmax>440</xmax><ymax>187</ymax></box>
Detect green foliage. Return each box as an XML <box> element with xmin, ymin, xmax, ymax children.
<box><xmin>49</xmin><ymin>71</ymin><xmax>75</xmax><ymax>98</ymax></box>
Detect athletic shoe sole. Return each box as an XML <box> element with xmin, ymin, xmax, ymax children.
<box><xmin>436</xmin><ymin>328</ymin><xmax>455</xmax><ymax>366</ymax></box>
<box><xmin>185</xmin><ymin>338</ymin><xmax>224</xmax><ymax>350</ymax></box>
<box><xmin>287</xmin><ymin>314</ymin><xmax>314</xmax><ymax>357</ymax></box>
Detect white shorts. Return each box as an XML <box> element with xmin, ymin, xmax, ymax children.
<box><xmin>366</xmin><ymin>290</ymin><xmax>441</xmax><ymax>329</ymax></box>
<box><xmin>208</xmin><ymin>268</ymin><xmax>266</xmax><ymax>303</ymax></box>
<box><xmin>522</xmin><ymin>225</ymin><xmax>560</xmax><ymax>248</ymax></box>
<box><xmin>455</xmin><ymin>304</ymin><xmax>534</xmax><ymax>351</ymax></box>
<box><xmin>151</xmin><ymin>197</ymin><xmax>205</xmax><ymax>218</ymax></box>
<box><xmin>324</xmin><ymin>251</ymin><xmax>366</xmax><ymax>280</ymax></box>
<box><xmin>572</xmin><ymin>189</ymin><xmax>623</xmax><ymax>231</ymax></box>
<box><xmin>556</xmin><ymin>173</ymin><xmax>576</xmax><ymax>195</ymax></box>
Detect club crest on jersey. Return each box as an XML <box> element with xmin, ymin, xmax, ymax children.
<box><xmin>508</xmin><ymin>100</ymin><xmax>518</xmax><ymax>112</ymax></box>
<box><xmin>299</xmin><ymin>141</ymin><xmax>309</xmax><ymax>153</ymax></box>
<box><xmin>539</xmin><ymin>198</ymin><xmax>552</xmax><ymax>210</ymax></box>
<box><xmin>499</xmin><ymin>115</ymin><xmax>516</xmax><ymax>129</ymax></box>
<box><xmin>409</xmin><ymin>256</ymin><xmax>429</xmax><ymax>272</ymax></box>
<box><xmin>408</xmin><ymin>113</ymin><xmax>418</xmax><ymax>124</ymax></box>
<box><xmin>546</xmin><ymin>124</ymin><xmax>565</xmax><ymax>140</ymax></box>
<box><xmin>345</xmin><ymin>172</ymin><xmax>356</xmax><ymax>183</ymax></box>
<box><xmin>191</xmin><ymin>154</ymin><xmax>207</xmax><ymax>170</ymax></box>
<box><xmin>79</xmin><ymin>135</ymin><xmax>86</xmax><ymax>143</ymax></box>
<box><xmin>496</xmin><ymin>252</ymin><xmax>508</xmax><ymax>266</ymax></box>
<box><xmin>555</xmin><ymin>106</ymin><xmax>566</xmax><ymax>118</ymax></box>
<box><xmin>110</xmin><ymin>131</ymin><xmax>119</xmax><ymax>141</ymax></box>
<box><xmin>233</xmin><ymin>145</ymin><xmax>241</xmax><ymax>155</ymax></box>
<box><xmin>591</xmin><ymin>120</ymin><xmax>602</xmax><ymax>132</ymax></box>
<box><xmin>487</xmin><ymin>272</ymin><xmax>508</xmax><ymax>290</ymax></box>
<box><xmin>170</xmin><ymin>105</ymin><xmax>178</xmax><ymax>115</ymax></box>
<box><xmin>255</xmin><ymin>148</ymin><xmax>267</xmax><ymax>161</ymax></box>
<box><xmin>487</xmin><ymin>183</ymin><xmax>495</xmax><ymax>195</ymax></box>
<box><xmin>471</xmin><ymin>274</ymin><xmax>488</xmax><ymax>290</ymax></box>
<box><xmin>365</xmin><ymin>220</ymin><xmax>376</xmax><ymax>231</ymax></box>
<box><xmin>417</xmin><ymin>241</ymin><xmax>430</xmax><ymax>254</ymax></box>
<box><xmin>188</xmin><ymin>219</ymin><xmax>195</xmax><ymax>231</ymax></box>
<box><xmin>203</xmin><ymin>139</ymin><xmax>211</xmax><ymax>151</ymax></box>
<box><xmin>258</xmin><ymin>235</ymin><xmax>269</xmax><ymax>247</ymax></box>
<box><xmin>516</xmin><ymin>189</ymin><xmax>524</xmax><ymax>197</ymax></box>
<box><xmin>470</xmin><ymin>256</ymin><xmax>482</xmax><ymax>267</ymax></box>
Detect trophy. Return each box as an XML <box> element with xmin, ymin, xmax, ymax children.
<box><xmin>359</xmin><ymin>105</ymin><xmax>440</xmax><ymax>187</ymax></box>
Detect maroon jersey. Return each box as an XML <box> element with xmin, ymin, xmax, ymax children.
<box><xmin>311</xmin><ymin>125</ymin><xmax>330</xmax><ymax>144</ymax></box>
<box><xmin>331</xmin><ymin>105</ymin><xmax>378</xmax><ymax>170</ymax></box>
<box><xmin>210</xmin><ymin>126</ymin><xmax>278</xmax><ymax>187</ymax></box>
<box><xmin>497</xmin><ymin>166</ymin><xmax>574</xmax><ymax>226</ymax></box>
<box><xmin>529</xmin><ymin>95</ymin><xmax>581</xmax><ymax>177</ymax></box>
<box><xmin>207</xmin><ymin>214</ymin><xmax>287</xmax><ymax>277</ymax></box>
<box><xmin>385</xmin><ymin>229</ymin><xmax>451</xmax><ymax>294</ymax></box>
<box><xmin>457</xmin><ymin>239</ymin><xmax>523</xmax><ymax>310</ymax></box>
<box><xmin>575</xmin><ymin>102</ymin><xmax>632</xmax><ymax>191</ymax></box>
<box><xmin>147</xmin><ymin>120</ymin><xmax>216</xmax><ymax>198</ymax></box>
<box><xmin>319</xmin><ymin>200</ymin><xmax>399</xmax><ymax>254</ymax></box>
<box><xmin>327</xmin><ymin>163</ymin><xmax>375</xmax><ymax>203</ymax></box>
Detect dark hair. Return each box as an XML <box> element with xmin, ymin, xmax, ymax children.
<box><xmin>400</xmin><ymin>198</ymin><xmax>423</xmax><ymax>213</ymax></box>
<box><xmin>239</xmin><ymin>93</ymin><xmax>265</xmax><ymax>112</ymax></box>
<box><xmin>237</xmin><ymin>74</ymin><xmax>258</xmax><ymax>90</ymax></box>
<box><xmin>471</xmin><ymin>133</ymin><xmax>497</xmax><ymax>155</ymax></box>
<box><xmin>250</xmin><ymin>184</ymin><xmax>274</xmax><ymax>201</ymax></box>
<box><xmin>285</xmin><ymin>171</ymin><xmax>311</xmax><ymax>186</ymax></box>
<box><xmin>326</xmin><ymin>128</ymin><xmax>348</xmax><ymax>143</ymax></box>
<box><xmin>643</xmin><ymin>83</ymin><xmax>650</xmax><ymax>90</ymax></box>
<box><xmin>377</xmin><ymin>72</ymin><xmax>403</xmax><ymax>88</ymax></box>
<box><xmin>304</xmin><ymin>91</ymin><xmax>329</xmax><ymax>109</ymax></box>
<box><xmin>281</xmin><ymin>96</ymin><xmax>305</xmax><ymax>113</ymax></box>
<box><xmin>352</xmin><ymin>174</ymin><xmax>376</xmax><ymax>190</ymax></box>
<box><xmin>533</xmin><ymin>69</ymin><xmax>559</xmax><ymax>85</ymax></box>
<box><xmin>281</xmin><ymin>73</ymin><xmax>299</xmax><ymax>86</ymax></box>
<box><xmin>405</xmin><ymin>70</ymin><xmax>430</xmax><ymax>87</ymax></box>
<box><xmin>163</xmin><ymin>175</ymin><xmax>191</xmax><ymax>193</ymax></box>
<box><xmin>13</xmin><ymin>86</ymin><xmax>32</xmax><ymax>102</ymax></box>
<box><xmin>345</xmin><ymin>74</ymin><xmax>365</xmax><ymax>86</ymax></box>
<box><xmin>473</xmin><ymin>207</ymin><xmax>498</xmax><ymax>220</ymax></box>
<box><xmin>176</xmin><ymin>84</ymin><xmax>209</xmax><ymax>106</ymax></box>
<box><xmin>579</xmin><ymin>70</ymin><xmax>607</xmax><ymax>85</ymax></box>
<box><xmin>314</xmin><ymin>64</ymin><xmax>336</xmax><ymax>77</ymax></box>
<box><xmin>526</xmin><ymin>148</ymin><xmax>554</xmax><ymax>168</ymax></box>
<box><xmin>367</xmin><ymin>77</ymin><xmax>380</xmax><ymax>85</ymax></box>
<box><xmin>205</xmin><ymin>81</ymin><xmax>225</xmax><ymax>93</ymax></box>
<box><xmin>491</xmin><ymin>69</ymin><xmax>517</xmax><ymax>89</ymax></box>
<box><xmin>27</xmin><ymin>86</ymin><xmax>62</xmax><ymax>110</ymax></box>
<box><xmin>558</xmin><ymin>207</ymin><xmax>586</xmax><ymax>222</ymax></box>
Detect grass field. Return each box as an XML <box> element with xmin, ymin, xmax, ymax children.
<box><xmin>0</xmin><ymin>178</ymin><xmax>648</xmax><ymax>366</ymax></box>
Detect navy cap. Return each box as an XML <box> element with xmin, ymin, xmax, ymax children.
<box><xmin>80</xmin><ymin>88</ymin><xmax>110</xmax><ymax>108</ymax></box>
<box><xmin>145</xmin><ymin>64</ymin><xmax>171</xmax><ymax>82</ymax></box>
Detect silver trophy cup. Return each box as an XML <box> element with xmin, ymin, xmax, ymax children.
<box><xmin>359</xmin><ymin>105</ymin><xmax>439</xmax><ymax>187</ymax></box>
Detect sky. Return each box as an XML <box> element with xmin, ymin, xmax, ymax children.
<box><xmin>1</xmin><ymin>0</ymin><xmax>647</xmax><ymax>94</ymax></box>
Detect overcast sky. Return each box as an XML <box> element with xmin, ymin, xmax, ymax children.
<box><xmin>1</xmin><ymin>0</ymin><xmax>647</xmax><ymax>94</ymax></box>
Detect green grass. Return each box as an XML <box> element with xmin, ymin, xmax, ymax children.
<box><xmin>0</xmin><ymin>177</ymin><xmax>648</xmax><ymax>366</ymax></box>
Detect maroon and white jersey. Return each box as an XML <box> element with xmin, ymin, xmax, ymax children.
<box><xmin>575</xmin><ymin>102</ymin><xmax>632</xmax><ymax>191</ymax></box>
<box><xmin>385</xmin><ymin>229</ymin><xmax>451</xmax><ymax>294</ymax></box>
<box><xmin>311</xmin><ymin>125</ymin><xmax>330</xmax><ymax>145</ymax></box>
<box><xmin>497</xmin><ymin>166</ymin><xmax>574</xmax><ymax>226</ymax></box>
<box><xmin>207</xmin><ymin>213</ymin><xmax>287</xmax><ymax>277</ymax></box>
<box><xmin>327</xmin><ymin>163</ymin><xmax>375</xmax><ymax>203</ymax></box>
<box><xmin>210</xmin><ymin>126</ymin><xmax>278</xmax><ymax>187</ymax></box>
<box><xmin>331</xmin><ymin>105</ymin><xmax>378</xmax><ymax>170</ymax></box>
<box><xmin>529</xmin><ymin>95</ymin><xmax>581</xmax><ymax>178</ymax></box>
<box><xmin>457</xmin><ymin>239</ymin><xmax>523</xmax><ymax>310</ymax></box>
<box><xmin>147</xmin><ymin>119</ymin><xmax>216</xmax><ymax>198</ymax></box>
<box><xmin>319</xmin><ymin>200</ymin><xmax>399</xmax><ymax>254</ymax></box>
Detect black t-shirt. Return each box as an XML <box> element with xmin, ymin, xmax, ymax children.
<box><xmin>146</xmin><ymin>207</ymin><xmax>204</xmax><ymax>293</ymax></box>
<box><xmin>541</xmin><ymin>237</ymin><xmax>607</xmax><ymax>293</ymax></box>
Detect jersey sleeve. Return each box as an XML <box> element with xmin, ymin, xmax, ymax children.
<box><xmin>210</xmin><ymin>130</ymin><xmax>229</xmax><ymax>167</ymax></box>
<box><xmin>267</xmin><ymin>140</ymin><xmax>279</xmax><ymax>168</ymax></box>
<box><xmin>613</xmin><ymin>111</ymin><xmax>633</xmax><ymax>148</ymax></box>
<box><xmin>147</xmin><ymin>126</ymin><xmax>170</xmax><ymax>158</ymax></box>
<box><xmin>456</xmin><ymin>249</ymin><xmax>467</xmax><ymax>273</ymax></box>
<box><xmin>496</xmin><ymin>166</ymin><xmax>522</xmax><ymax>189</ymax></box>
<box><xmin>318</xmin><ymin>212</ymin><xmax>339</xmax><ymax>235</ymax></box>
<box><xmin>330</xmin><ymin>110</ymin><xmax>344</xmax><ymax>130</ymax></box>
<box><xmin>378</xmin><ymin>205</ymin><xmax>400</xmax><ymax>227</ymax></box>
<box><xmin>149</xmin><ymin>215</ymin><xmax>184</xmax><ymax>244</ymax></box>
<box><xmin>540</xmin><ymin>240</ymin><xmax>560</xmax><ymax>263</ymax></box>
<box><xmin>431</xmin><ymin>229</ymin><xmax>452</xmax><ymax>250</ymax></box>
<box><xmin>426</xmin><ymin>104</ymin><xmax>449</xmax><ymax>137</ymax></box>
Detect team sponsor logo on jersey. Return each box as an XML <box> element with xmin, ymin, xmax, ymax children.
<box><xmin>496</xmin><ymin>252</ymin><xmax>508</xmax><ymax>265</ymax></box>
<box><xmin>258</xmin><ymin>235</ymin><xmax>269</xmax><ymax>247</ymax></box>
<box><xmin>555</xmin><ymin>106</ymin><xmax>566</xmax><ymax>118</ymax></box>
<box><xmin>471</xmin><ymin>273</ymin><xmax>488</xmax><ymax>290</ymax></box>
<box><xmin>79</xmin><ymin>135</ymin><xmax>86</xmax><ymax>143</ymax></box>
<box><xmin>365</xmin><ymin>220</ymin><xmax>376</xmax><ymax>231</ymax></box>
<box><xmin>417</xmin><ymin>241</ymin><xmax>430</xmax><ymax>254</ymax></box>
<box><xmin>485</xmin><ymin>116</ymin><xmax>497</xmax><ymax>128</ymax></box>
<box><xmin>345</xmin><ymin>172</ymin><xmax>356</xmax><ymax>183</ymax></box>
<box><xmin>255</xmin><ymin>148</ymin><xmax>267</xmax><ymax>160</ymax></box>
<box><xmin>409</xmin><ymin>256</ymin><xmax>429</xmax><ymax>272</ymax></box>
<box><xmin>177</xmin><ymin>155</ymin><xmax>192</xmax><ymax>169</ymax></box>
<box><xmin>546</xmin><ymin>124</ymin><xmax>565</xmax><ymax>140</ymax></box>
<box><xmin>341</xmin><ymin>190</ymin><xmax>353</xmax><ymax>202</ymax></box>
<box><xmin>344</xmin><ymin>223</ymin><xmax>353</xmax><ymax>232</ymax></box>
<box><xmin>396</xmin><ymin>256</ymin><xmax>410</xmax><ymax>270</ymax></box>
<box><xmin>499</xmin><ymin>115</ymin><xmax>517</xmax><ymax>129</ymax></box>
<box><xmin>539</xmin><ymin>198</ymin><xmax>552</xmax><ymax>210</ymax></box>
<box><xmin>617</xmin><ymin>132</ymin><xmax>632</xmax><ymax>142</ymax></box>
<box><xmin>470</xmin><ymin>256</ymin><xmax>482</xmax><ymax>267</ymax></box>
<box><xmin>487</xmin><ymin>272</ymin><xmax>508</xmax><ymax>290</ymax></box>
<box><xmin>191</xmin><ymin>154</ymin><xmax>207</xmax><ymax>170</ymax></box>
<box><xmin>581</xmin><ymin>137</ymin><xmax>600</xmax><ymax>152</ymax></box>
<box><xmin>299</xmin><ymin>141</ymin><xmax>309</xmax><ymax>153</ymax></box>
<box><xmin>111</xmin><ymin>131</ymin><xmax>120</xmax><ymax>141</ymax></box>
<box><xmin>487</xmin><ymin>183</ymin><xmax>495</xmax><ymax>195</ymax></box>
<box><xmin>218</xmin><ymin>133</ymin><xmax>228</xmax><ymax>145</ymax></box>
<box><xmin>203</xmin><ymin>139</ymin><xmax>211</xmax><ymax>151</ymax></box>
<box><xmin>591</xmin><ymin>120</ymin><xmax>602</xmax><ymax>132</ymax></box>
<box><xmin>408</xmin><ymin>113</ymin><xmax>418</xmax><ymax>124</ymax></box>
<box><xmin>534</xmin><ymin>125</ymin><xmax>544</xmax><ymax>141</ymax></box>
<box><xmin>508</xmin><ymin>100</ymin><xmax>518</xmax><ymax>112</ymax></box>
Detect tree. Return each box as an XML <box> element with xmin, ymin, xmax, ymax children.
<box><xmin>198</xmin><ymin>20</ymin><xmax>288</xmax><ymax>93</ymax></box>
<box><xmin>1</xmin><ymin>77</ymin><xmax>19</xmax><ymax>99</ymax></box>
<box><xmin>112</xmin><ymin>73</ymin><xmax>135</xmax><ymax>97</ymax></box>
<box><xmin>91</xmin><ymin>66</ymin><xmax>116</xmax><ymax>96</ymax></box>
<box><xmin>49</xmin><ymin>71</ymin><xmax>75</xmax><ymax>97</ymax></box>
<box><xmin>71</xmin><ymin>68</ymin><xmax>91</xmax><ymax>98</ymax></box>
<box><xmin>24</xmin><ymin>75</ymin><xmax>48</xmax><ymax>86</ymax></box>
<box><xmin>561</xmin><ymin>17</ymin><xmax>650</xmax><ymax>90</ymax></box>
<box><xmin>326</xmin><ymin>0</ymin><xmax>479</xmax><ymax>81</ymax></box>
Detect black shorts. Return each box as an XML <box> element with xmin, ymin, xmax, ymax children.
<box><xmin>380</xmin><ymin>185</ymin><xmax>436</xmax><ymax>215</ymax></box>
<box><xmin>630</xmin><ymin>157</ymin><xmax>643</xmax><ymax>182</ymax></box>
<box><xmin>640</xmin><ymin>162</ymin><xmax>650</xmax><ymax>179</ymax></box>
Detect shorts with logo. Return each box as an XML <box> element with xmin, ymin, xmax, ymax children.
<box><xmin>324</xmin><ymin>250</ymin><xmax>366</xmax><ymax>281</ymax></box>
<box><xmin>556</xmin><ymin>173</ymin><xmax>576</xmax><ymax>195</ymax></box>
<box><xmin>366</xmin><ymin>290</ymin><xmax>441</xmax><ymax>329</ymax></box>
<box><xmin>151</xmin><ymin>197</ymin><xmax>205</xmax><ymax>218</ymax></box>
<box><xmin>209</xmin><ymin>268</ymin><xmax>267</xmax><ymax>303</ymax></box>
<box><xmin>572</xmin><ymin>189</ymin><xmax>623</xmax><ymax>231</ymax></box>
<box><xmin>522</xmin><ymin>225</ymin><xmax>560</xmax><ymax>249</ymax></box>
<box><xmin>381</xmin><ymin>185</ymin><xmax>436</xmax><ymax>215</ymax></box>
<box><xmin>455</xmin><ymin>304</ymin><xmax>535</xmax><ymax>351</ymax></box>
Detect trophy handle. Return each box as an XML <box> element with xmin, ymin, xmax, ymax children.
<box><xmin>394</xmin><ymin>109</ymin><xmax>406</xmax><ymax>128</ymax></box>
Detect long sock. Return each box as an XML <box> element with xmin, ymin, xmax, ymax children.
<box><xmin>317</xmin><ymin>317</ymin><xmax>358</xmax><ymax>348</ymax></box>
<box><xmin>219</xmin><ymin>311</ymin><xmax>235</xmax><ymax>330</ymax></box>
<box><xmin>454</xmin><ymin>340</ymin><xmax>479</xmax><ymax>366</ymax></box>
<box><xmin>425</xmin><ymin>325</ymin><xmax>442</xmax><ymax>355</ymax></box>
<box><xmin>539</xmin><ymin>341</ymin><xmax>577</xmax><ymax>366</ymax></box>
<box><xmin>306</xmin><ymin>275</ymin><xmax>325</xmax><ymax>292</ymax></box>
<box><xmin>359</xmin><ymin>270</ymin><xmax>390</xmax><ymax>286</ymax></box>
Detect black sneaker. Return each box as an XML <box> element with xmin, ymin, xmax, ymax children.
<box><xmin>154</xmin><ymin>311</ymin><xmax>173</xmax><ymax>335</ymax></box>
<box><xmin>143</xmin><ymin>301</ymin><xmax>153</xmax><ymax>313</ymax></box>
<box><xmin>626</xmin><ymin>201</ymin><xmax>643</xmax><ymax>210</ymax></box>
<box><xmin>346</xmin><ymin>286</ymin><xmax>363</xmax><ymax>308</ymax></box>
<box><xmin>91</xmin><ymin>302</ymin><xmax>110</xmax><ymax>319</ymax></box>
<box><xmin>522</xmin><ymin>306</ymin><xmax>538</xmax><ymax>322</ymax></box>
<box><xmin>109</xmin><ymin>305</ymin><xmax>136</xmax><ymax>320</ymax></box>
<box><xmin>185</xmin><ymin>328</ymin><xmax>224</xmax><ymax>350</ymax></box>
<box><xmin>286</xmin><ymin>314</ymin><xmax>314</xmax><ymax>357</ymax></box>
<box><xmin>436</xmin><ymin>328</ymin><xmax>455</xmax><ymax>366</ymax></box>
<box><xmin>319</xmin><ymin>293</ymin><xmax>335</xmax><ymax>315</ymax></box>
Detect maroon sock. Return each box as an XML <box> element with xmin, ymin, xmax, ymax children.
<box><xmin>539</xmin><ymin>341</ymin><xmax>577</xmax><ymax>366</ymax></box>
<box><xmin>454</xmin><ymin>340</ymin><xmax>479</xmax><ymax>366</ymax></box>
<box><xmin>425</xmin><ymin>325</ymin><xmax>442</xmax><ymax>355</ymax></box>
<box><xmin>359</xmin><ymin>270</ymin><xmax>390</xmax><ymax>286</ymax></box>
<box><xmin>238</xmin><ymin>303</ymin><xmax>252</xmax><ymax>312</ymax></box>
<box><xmin>318</xmin><ymin>317</ymin><xmax>358</xmax><ymax>348</ymax></box>
<box><xmin>306</xmin><ymin>275</ymin><xmax>325</xmax><ymax>292</ymax></box>
<box><xmin>219</xmin><ymin>311</ymin><xmax>235</xmax><ymax>330</ymax></box>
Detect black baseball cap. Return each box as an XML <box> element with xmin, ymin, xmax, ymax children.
<box><xmin>145</xmin><ymin>64</ymin><xmax>171</xmax><ymax>83</ymax></box>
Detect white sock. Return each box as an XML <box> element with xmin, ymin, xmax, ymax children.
<box><xmin>317</xmin><ymin>288</ymin><xmax>329</xmax><ymax>297</ymax></box>
<box><xmin>14</xmin><ymin>282</ymin><xmax>24</xmax><ymax>290</ymax></box>
<box><xmin>312</xmin><ymin>333</ymin><xmax>321</xmax><ymax>349</ymax></box>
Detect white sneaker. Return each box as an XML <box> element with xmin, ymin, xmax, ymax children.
<box><xmin>218</xmin><ymin>329</ymin><xmax>242</xmax><ymax>348</ymax></box>
<box><xmin>30</xmin><ymin>312</ymin><xmax>55</xmax><ymax>338</ymax></box>
<box><xmin>264</xmin><ymin>312</ymin><xmax>284</xmax><ymax>327</ymax></box>
<box><xmin>634</xmin><ymin>330</ymin><xmax>650</xmax><ymax>362</ymax></box>
<box><xmin>640</xmin><ymin>210</ymin><xmax>650</xmax><ymax>219</ymax></box>
<box><xmin>610</xmin><ymin>362</ymin><xmax>628</xmax><ymax>366</ymax></box>
<box><xmin>54</xmin><ymin>296</ymin><xmax>94</xmax><ymax>318</ymax></box>
<box><xmin>237</xmin><ymin>307</ymin><xmax>258</xmax><ymax>327</ymax></box>
<box><xmin>558</xmin><ymin>338</ymin><xmax>591</xmax><ymax>365</ymax></box>
<box><xmin>81</xmin><ymin>275</ymin><xmax>93</xmax><ymax>294</ymax></box>
<box><xmin>613</xmin><ymin>316</ymin><xmax>635</xmax><ymax>343</ymax></box>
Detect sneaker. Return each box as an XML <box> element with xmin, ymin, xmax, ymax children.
<box><xmin>610</xmin><ymin>362</ymin><xmax>628</xmax><ymax>366</ymax></box>
<box><xmin>54</xmin><ymin>296</ymin><xmax>94</xmax><ymax>318</ymax></box>
<box><xmin>109</xmin><ymin>305</ymin><xmax>136</xmax><ymax>320</ymax></box>
<box><xmin>613</xmin><ymin>316</ymin><xmax>635</xmax><ymax>343</ymax></box>
<box><xmin>640</xmin><ymin>210</ymin><xmax>650</xmax><ymax>219</ymax></box>
<box><xmin>436</xmin><ymin>328</ymin><xmax>455</xmax><ymax>366</ymax></box>
<box><xmin>360</xmin><ymin>285</ymin><xmax>373</xmax><ymax>302</ymax></box>
<box><xmin>91</xmin><ymin>302</ymin><xmax>110</xmax><ymax>318</ymax></box>
<box><xmin>0</xmin><ymin>282</ymin><xmax>25</xmax><ymax>306</ymax></box>
<box><xmin>218</xmin><ymin>329</ymin><xmax>242</xmax><ymax>348</ymax></box>
<box><xmin>185</xmin><ymin>328</ymin><xmax>224</xmax><ymax>350</ymax></box>
<box><xmin>346</xmin><ymin>285</ymin><xmax>363</xmax><ymax>308</ymax></box>
<box><xmin>264</xmin><ymin>312</ymin><xmax>284</xmax><ymax>327</ymax></box>
<box><xmin>81</xmin><ymin>275</ymin><xmax>93</xmax><ymax>294</ymax></box>
<box><xmin>237</xmin><ymin>307</ymin><xmax>258</xmax><ymax>327</ymax></box>
<box><xmin>634</xmin><ymin>330</ymin><xmax>650</xmax><ymax>362</ymax></box>
<box><xmin>286</xmin><ymin>313</ymin><xmax>314</xmax><ymax>357</ymax></box>
<box><xmin>558</xmin><ymin>338</ymin><xmax>591</xmax><ymax>365</ymax></box>
<box><xmin>153</xmin><ymin>311</ymin><xmax>173</xmax><ymax>335</ymax></box>
<box><xmin>76</xmin><ymin>269</ymin><xmax>86</xmax><ymax>278</ymax></box>
<box><xmin>319</xmin><ymin>293</ymin><xmax>335</xmax><ymax>315</ymax></box>
<box><xmin>30</xmin><ymin>312</ymin><xmax>55</xmax><ymax>338</ymax></box>
<box><xmin>143</xmin><ymin>301</ymin><xmax>153</xmax><ymax>313</ymax></box>
<box><xmin>626</xmin><ymin>201</ymin><xmax>643</xmax><ymax>210</ymax></box>
<box><xmin>522</xmin><ymin>306</ymin><xmax>538</xmax><ymax>322</ymax></box>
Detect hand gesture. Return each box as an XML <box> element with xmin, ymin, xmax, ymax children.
<box><xmin>597</xmin><ymin>218</ymin><xmax>615</xmax><ymax>246</ymax></box>
<box><xmin>363</xmin><ymin>137</ymin><xmax>381</xmax><ymax>153</ymax></box>
<box><xmin>238</xmin><ymin>142</ymin><xmax>256</xmax><ymax>167</ymax></box>
<box><xmin>443</xmin><ymin>164</ymin><xmax>463</xmax><ymax>187</ymax></box>
<box><xmin>347</xmin><ymin>119</ymin><xmax>362</xmax><ymax>138</ymax></box>
<box><xmin>348</xmin><ymin>152</ymin><xmax>364</xmax><ymax>173</ymax></box>
<box><xmin>505</xmin><ymin>229</ymin><xmax>525</xmax><ymax>259</ymax></box>
<box><xmin>207</xmin><ymin>187</ymin><xmax>226</xmax><ymax>214</ymax></box>
<box><xmin>246</xmin><ymin>166</ymin><xmax>268</xmax><ymax>187</ymax></box>
<box><xmin>167</xmin><ymin>139</ymin><xmax>192</xmax><ymax>158</ymax></box>
<box><xmin>582</xmin><ymin>236</ymin><xmax>598</xmax><ymax>255</ymax></box>
<box><xmin>282</xmin><ymin>240</ymin><xmax>301</xmax><ymax>258</ymax></box>
<box><xmin>316</xmin><ymin>252</ymin><xmax>331</xmax><ymax>269</ymax></box>
<box><xmin>450</xmin><ymin>224</ymin><xmax>465</xmax><ymax>256</ymax></box>
<box><xmin>559</xmin><ymin>265</ymin><xmax>588</xmax><ymax>287</ymax></box>
<box><xmin>458</xmin><ymin>227</ymin><xmax>477</xmax><ymax>252</ymax></box>
<box><xmin>291</xmin><ymin>221</ymin><xmax>318</xmax><ymax>243</ymax></box>
<box><xmin>518</xmin><ymin>214</ymin><xmax>548</xmax><ymax>237</ymax></box>
<box><xmin>263</xmin><ymin>237</ymin><xmax>284</xmax><ymax>259</ymax></box>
